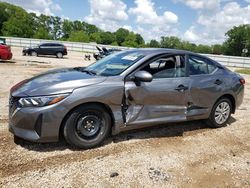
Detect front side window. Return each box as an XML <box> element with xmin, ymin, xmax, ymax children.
<box><xmin>85</xmin><ymin>51</ymin><xmax>144</xmax><ymax>76</ymax></box>
<box><xmin>141</xmin><ymin>55</ymin><xmax>186</xmax><ymax>78</ymax></box>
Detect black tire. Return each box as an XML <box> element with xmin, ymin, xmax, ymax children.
<box><xmin>206</xmin><ymin>98</ymin><xmax>232</xmax><ymax>128</ymax></box>
<box><xmin>56</xmin><ymin>52</ymin><xmax>63</xmax><ymax>58</ymax></box>
<box><xmin>31</xmin><ymin>51</ymin><xmax>37</xmax><ymax>56</ymax></box>
<box><xmin>63</xmin><ymin>104</ymin><xmax>111</xmax><ymax>149</ymax></box>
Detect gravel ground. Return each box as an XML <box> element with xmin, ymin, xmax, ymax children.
<box><xmin>0</xmin><ymin>47</ymin><xmax>250</xmax><ymax>188</ymax></box>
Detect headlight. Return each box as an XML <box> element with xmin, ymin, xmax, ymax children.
<box><xmin>18</xmin><ymin>94</ymin><xmax>69</xmax><ymax>108</ymax></box>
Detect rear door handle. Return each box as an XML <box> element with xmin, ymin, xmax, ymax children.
<box><xmin>175</xmin><ymin>85</ymin><xmax>188</xmax><ymax>92</ymax></box>
<box><xmin>214</xmin><ymin>79</ymin><xmax>223</xmax><ymax>85</ymax></box>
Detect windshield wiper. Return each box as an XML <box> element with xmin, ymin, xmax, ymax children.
<box><xmin>74</xmin><ymin>67</ymin><xmax>96</xmax><ymax>75</ymax></box>
<box><xmin>81</xmin><ymin>69</ymin><xmax>97</xmax><ymax>75</ymax></box>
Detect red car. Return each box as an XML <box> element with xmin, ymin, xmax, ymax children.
<box><xmin>0</xmin><ymin>44</ymin><xmax>12</xmax><ymax>60</ymax></box>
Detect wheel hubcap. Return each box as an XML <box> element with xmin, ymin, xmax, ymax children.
<box><xmin>76</xmin><ymin>115</ymin><xmax>101</xmax><ymax>137</ymax></box>
<box><xmin>214</xmin><ymin>102</ymin><xmax>230</xmax><ymax>124</ymax></box>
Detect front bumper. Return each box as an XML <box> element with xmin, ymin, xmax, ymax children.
<box><xmin>8</xmin><ymin>96</ymin><xmax>66</xmax><ymax>143</ymax></box>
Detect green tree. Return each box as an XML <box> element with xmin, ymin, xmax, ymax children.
<box><xmin>68</xmin><ymin>31</ymin><xmax>90</xmax><ymax>42</ymax></box>
<box><xmin>100</xmin><ymin>32</ymin><xmax>114</xmax><ymax>45</ymax></box>
<box><xmin>135</xmin><ymin>33</ymin><xmax>145</xmax><ymax>46</ymax></box>
<box><xmin>51</xmin><ymin>16</ymin><xmax>62</xmax><ymax>40</ymax></box>
<box><xmin>160</xmin><ymin>36</ymin><xmax>182</xmax><ymax>49</ymax></box>
<box><xmin>73</xmin><ymin>20</ymin><xmax>83</xmax><ymax>31</ymax></box>
<box><xmin>223</xmin><ymin>25</ymin><xmax>250</xmax><ymax>56</ymax></box>
<box><xmin>148</xmin><ymin>39</ymin><xmax>160</xmax><ymax>47</ymax></box>
<box><xmin>83</xmin><ymin>22</ymin><xmax>100</xmax><ymax>35</ymax></box>
<box><xmin>2</xmin><ymin>9</ymin><xmax>34</xmax><ymax>38</ymax></box>
<box><xmin>181</xmin><ymin>41</ymin><xmax>197</xmax><ymax>52</ymax></box>
<box><xmin>37</xmin><ymin>14</ymin><xmax>52</xmax><ymax>32</ymax></box>
<box><xmin>33</xmin><ymin>27</ymin><xmax>51</xmax><ymax>39</ymax></box>
<box><xmin>62</xmin><ymin>19</ymin><xmax>73</xmax><ymax>39</ymax></box>
<box><xmin>122</xmin><ymin>32</ymin><xmax>138</xmax><ymax>47</ymax></box>
<box><xmin>195</xmin><ymin>44</ymin><xmax>212</xmax><ymax>54</ymax></box>
<box><xmin>0</xmin><ymin>2</ymin><xmax>12</xmax><ymax>35</ymax></box>
<box><xmin>212</xmin><ymin>44</ymin><xmax>224</xmax><ymax>55</ymax></box>
<box><xmin>115</xmin><ymin>28</ymin><xmax>129</xmax><ymax>46</ymax></box>
<box><xmin>90</xmin><ymin>32</ymin><xmax>101</xmax><ymax>43</ymax></box>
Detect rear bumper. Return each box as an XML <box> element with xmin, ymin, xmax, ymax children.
<box><xmin>0</xmin><ymin>52</ymin><xmax>12</xmax><ymax>60</ymax></box>
<box><xmin>235</xmin><ymin>85</ymin><xmax>244</xmax><ymax>109</ymax></box>
<box><xmin>63</xmin><ymin>50</ymin><xmax>67</xmax><ymax>55</ymax></box>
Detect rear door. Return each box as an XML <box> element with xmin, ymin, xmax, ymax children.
<box><xmin>51</xmin><ymin>44</ymin><xmax>61</xmax><ymax>55</ymax></box>
<box><xmin>124</xmin><ymin>54</ymin><xmax>190</xmax><ymax>125</ymax></box>
<box><xmin>187</xmin><ymin>55</ymin><xmax>224</xmax><ymax>117</ymax></box>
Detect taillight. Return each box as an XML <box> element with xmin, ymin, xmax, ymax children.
<box><xmin>239</xmin><ymin>78</ymin><xmax>245</xmax><ymax>85</ymax></box>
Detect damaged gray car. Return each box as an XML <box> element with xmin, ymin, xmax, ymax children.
<box><xmin>9</xmin><ymin>49</ymin><xmax>245</xmax><ymax>148</ymax></box>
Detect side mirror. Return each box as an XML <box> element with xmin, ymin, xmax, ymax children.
<box><xmin>134</xmin><ymin>71</ymin><xmax>153</xmax><ymax>83</ymax></box>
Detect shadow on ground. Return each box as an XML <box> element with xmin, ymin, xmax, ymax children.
<box><xmin>0</xmin><ymin>60</ymin><xmax>16</xmax><ymax>64</ymax></box>
<box><xmin>13</xmin><ymin>117</ymin><xmax>237</xmax><ymax>152</ymax></box>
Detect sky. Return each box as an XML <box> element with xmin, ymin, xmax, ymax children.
<box><xmin>1</xmin><ymin>0</ymin><xmax>250</xmax><ymax>44</ymax></box>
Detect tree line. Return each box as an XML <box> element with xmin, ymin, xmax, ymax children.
<box><xmin>0</xmin><ymin>2</ymin><xmax>249</xmax><ymax>56</ymax></box>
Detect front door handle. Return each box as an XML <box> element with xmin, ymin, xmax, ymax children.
<box><xmin>175</xmin><ymin>85</ymin><xmax>188</xmax><ymax>92</ymax></box>
<box><xmin>214</xmin><ymin>79</ymin><xmax>223</xmax><ymax>85</ymax></box>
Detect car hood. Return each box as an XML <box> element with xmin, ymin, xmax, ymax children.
<box><xmin>24</xmin><ymin>46</ymin><xmax>37</xmax><ymax>50</ymax></box>
<box><xmin>11</xmin><ymin>68</ymin><xmax>107</xmax><ymax>97</ymax></box>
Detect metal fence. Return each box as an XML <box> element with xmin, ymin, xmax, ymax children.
<box><xmin>2</xmin><ymin>36</ymin><xmax>130</xmax><ymax>53</ymax></box>
<box><xmin>2</xmin><ymin>36</ymin><xmax>250</xmax><ymax>68</ymax></box>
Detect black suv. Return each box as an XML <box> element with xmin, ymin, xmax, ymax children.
<box><xmin>23</xmin><ymin>43</ymin><xmax>67</xmax><ymax>58</ymax></box>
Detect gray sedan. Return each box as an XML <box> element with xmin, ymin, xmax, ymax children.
<box><xmin>9</xmin><ymin>49</ymin><xmax>245</xmax><ymax>148</ymax></box>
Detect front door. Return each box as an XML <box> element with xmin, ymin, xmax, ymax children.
<box><xmin>124</xmin><ymin>54</ymin><xmax>190</xmax><ymax>126</ymax></box>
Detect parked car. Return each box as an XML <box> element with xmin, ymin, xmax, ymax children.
<box><xmin>9</xmin><ymin>48</ymin><xmax>245</xmax><ymax>149</ymax></box>
<box><xmin>0</xmin><ymin>37</ymin><xmax>6</xmax><ymax>44</ymax></box>
<box><xmin>22</xmin><ymin>43</ymin><xmax>67</xmax><ymax>58</ymax></box>
<box><xmin>0</xmin><ymin>43</ymin><xmax>12</xmax><ymax>60</ymax></box>
<box><xmin>93</xmin><ymin>46</ymin><xmax>121</xmax><ymax>60</ymax></box>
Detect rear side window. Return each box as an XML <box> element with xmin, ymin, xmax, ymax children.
<box><xmin>52</xmin><ymin>43</ymin><xmax>62</xmax><ymax>47</ymax></box>
<box><xmin>207</xmin><ymin>61</ymin><xmax>217</xmax><ymax>73</ymax></box>
<box><xmin>188</xmin><ymin>55</ymin><xmax>217</xmax><ymax>75</ymax></box>
<box><xmin>189</xmin><ymin>56</ymin><xmax>208</xmax><ymax>75</ymax></box>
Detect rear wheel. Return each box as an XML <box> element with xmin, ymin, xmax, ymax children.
<box><xmin>56</xmin><ymin>52</ymin><xmax>63</xmax><ymax>58</ymax></box>
<box><xmin>63</xmin><ymin>104</ymin><xmax>111</xmax><ymax>149</ymax></box>
<box><xmin>207</xmin><ymin>98</ymin><xmax>232</xmax><ymax>128</ymax></box>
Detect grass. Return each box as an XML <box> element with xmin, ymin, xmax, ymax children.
<box><xmin>235</xmin><ymin>69</ymin><xmax>250</xmax><ymax>75</ymax></box>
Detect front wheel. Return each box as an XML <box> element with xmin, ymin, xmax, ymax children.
<box><xmin>63</xmin><ymin>104</ymin><xmax>111</xmax><ymax>149</ymax></box>
<box><xmin>206</xmin><ymin>98</ymin><xmax>232</xmax><ymax>128</ymax></box>
<box><xmin>31</xmin><ymin>51</ymin><xmax>37</xmax><ymax>56</ymax></box>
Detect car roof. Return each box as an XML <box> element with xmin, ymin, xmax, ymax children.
<box><xmin>40</xmin><ymin>43</ymin><xmax>63</xmax><ymax>46</ymax></box>
<box><xmin>124</xmin><ymin>48</ymin><xmax>196</xmax><ymax>56</ymax></box>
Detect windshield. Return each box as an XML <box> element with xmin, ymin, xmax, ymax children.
<box><xmin>85</xmin><ymin>51</ymin><xmax>144</xmax><ymax>76</ymax></box>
